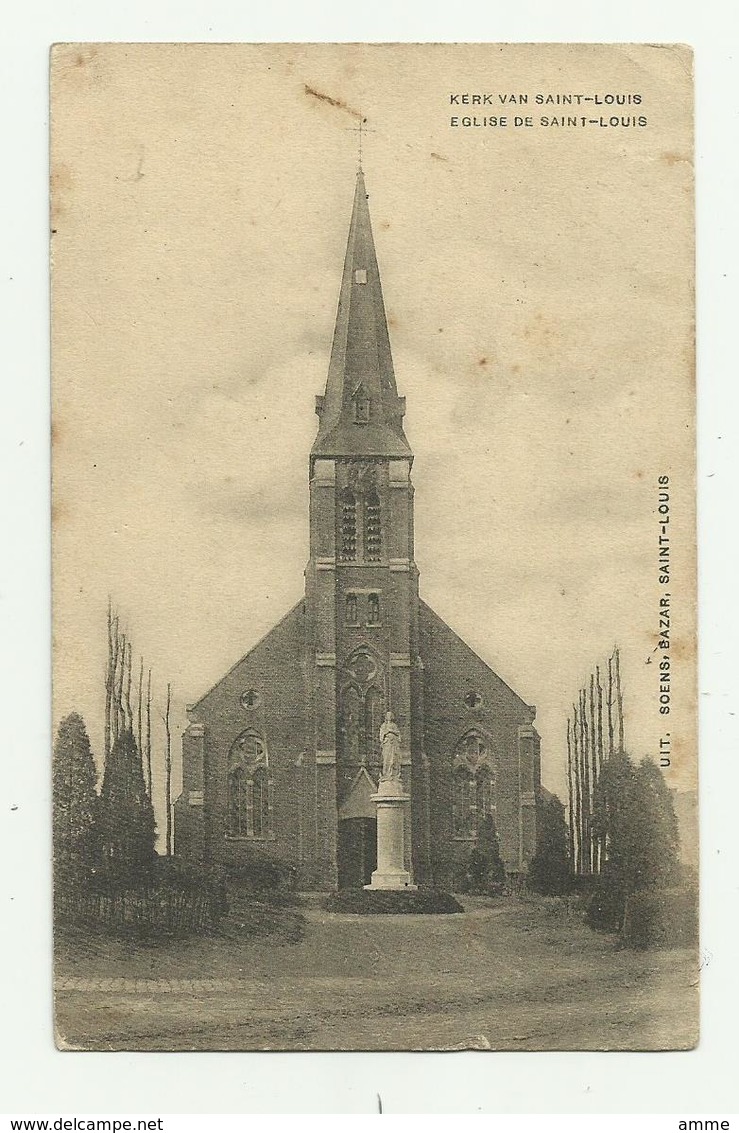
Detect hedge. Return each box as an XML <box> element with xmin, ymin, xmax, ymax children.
<box><xmin>622</xmin><ymin>887</ymin><xmax>698</xmax><ymax>950</ymax></box>
<box><xmin>325</xmin><ymin>888</ymin><xmax>464</xmax><ymax>915</ymax></box>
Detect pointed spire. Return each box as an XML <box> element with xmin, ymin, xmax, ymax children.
<box><xmin>312</xmin><ymin>171</ymin><xmax>411</xmax><ymax>461</ymax></box>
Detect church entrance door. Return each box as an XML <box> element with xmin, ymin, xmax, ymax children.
<box><xmin>337</xmin><ymin>818</ymin><xmax>377</xmax><ymax>889</ymax></box>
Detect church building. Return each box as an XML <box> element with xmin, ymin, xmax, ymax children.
<box><xmin>175</xmin><ymin>170</ymin><xmax>541</xmax><ymax>890</ymax></box>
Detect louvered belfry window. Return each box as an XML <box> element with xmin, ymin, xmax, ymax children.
<box><xmin>365</xmin><ymin>491</ymin><xmax>381</xmax><ymax>561</ymax></box>
<box><xmin>340</xmin><ymin>489</ymin><xmax>357</xmax><ymax>561</ymax></box>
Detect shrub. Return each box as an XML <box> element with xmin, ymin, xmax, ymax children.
<box><xmin>224</xmin><ymin>851</ymin><xmax>297</xmax><ymax>895</ymax></box>
<box><xmin>455</xmin><ymin>816</ymin><xmax>505</xmax><ymax>895</ymax></box>
<box><xmin>622</xmin><ymin>887</ymin><xmax>698</xmax><ymax>950</ymax></box>
<box><xmin>586</xmin><ymin>873</ymin><xmax>627</xmax><ymax>932</ymax></box>
<box><xmin>527</xmin><ymin>791</ymin><xmax>573</xmax><ymax>896</ymax></box>
<box><xmin>151</xmin><ymin>856</ymin><xmax>229</xmax><ymax>916</ymax></box>
<box><xmin>325</xmin><ymin>888</ymin><xmax>463</xmax><ymax>915</ymax></box>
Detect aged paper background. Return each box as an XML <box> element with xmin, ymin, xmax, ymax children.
<box><xmin>0</xmin><ymin>0</ymin><xmax>734</xmax><ymax>1103</ymax></box>
<box><xmin>52</xmin><ymin>43</ymin><xmax>695</xmax><ymax>828</ymax></box>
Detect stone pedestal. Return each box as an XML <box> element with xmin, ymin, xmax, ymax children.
<box><xmin>365</xmin><ymin>778</ymin><xmax>415</xmax><ymax>890</ymax></box>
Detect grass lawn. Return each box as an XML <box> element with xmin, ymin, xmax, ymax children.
<box><xmin>54</xmin><ymin>894</ymin><xmax>698</xmax><ymax>1052</ymax></box>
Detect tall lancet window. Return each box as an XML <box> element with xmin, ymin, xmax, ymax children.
<box><xmin>340</xmin><ymin>489</ymin><xmax>357</xmax><ymax>561</ymax></box>
<box><xmin>452</xmin><ymin>769</ymin><xmax>475</xmax><ymax>840</ymax></box>
<box><xmin>227</xmin><ymin>731</ymin><xmax>272</xmax><ymax>839</ymax></box>
<box><xmin>365</xmin><ymin>491</ymin><xmax>381</xmax><ymax>561</ymax></box>
<box><xmin>251</xmin><ymin>766</ymin><xmax>270</xmax><ymax>838</ymax></box>
<box><xmin>228</xmin><ymin>766</ymin><xmax>247</xmax><ymax>836</ymax></box>
<box><xmin>452</xmin><ymin>730</ymin><xmax>495</xmax><ymax>841</ymax></box>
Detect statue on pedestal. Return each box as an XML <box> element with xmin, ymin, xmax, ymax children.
<box><xmin>379</xmin><ymin>710</ymin><xmax>402</xmax><ymax>782</ymax></box>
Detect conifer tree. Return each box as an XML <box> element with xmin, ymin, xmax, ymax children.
<box><xmin>590</xmin><ymin>752</ymin><xmax>681</xmax><ymax>928</ymax></box>
<box><xmin>630</xmin><ymin>758</ymin><xmax>681</xmax><ymax>890</ymax></box>
<box><xmin>527</xmin><ymin>792</ymin><xmax>571</xmax><ymax>895</ymax></box>
<box><xmin>52</xmin><ymin>713</ymin><xmax>100</xmax><ymax>888</ymax></box>
<box><xmin>98</xmin><ymin>729</ymin><xmax>156</xmax><ymax>885</ymax></box>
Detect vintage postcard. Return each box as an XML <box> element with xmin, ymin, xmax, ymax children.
<box><xmin>51</xmin><ymin>42</ymin><xmax>696</xmax><ymax>1052</ymax></box>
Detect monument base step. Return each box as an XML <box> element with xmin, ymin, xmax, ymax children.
<box><xmin>364</xmin><ymin>871</ymin><xmax>416</xmax><ymax>891</ymax></box>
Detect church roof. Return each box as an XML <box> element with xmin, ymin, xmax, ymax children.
<box><xmin>311</xmin><ymin>171</ymin><xmax>412</xmax><ymax>461</ymax></box>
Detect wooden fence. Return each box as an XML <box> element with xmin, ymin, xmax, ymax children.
<box><xmin>56</xmin><ymin>885</ymin><xmax>214</xmax><ymax>933</ymax></box>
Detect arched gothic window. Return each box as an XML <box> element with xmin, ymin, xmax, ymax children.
<box><xmin>365</xmin><ymin>491</ymin><xmax>381</xmax><ymax>561</ymax></box>
<box><xmin>340</xmin><ymin>684</ymin><xmax>363</xmax><ymax>763</ymax></box>
<box><xmin>365</xmin><ymin>685</ymin><xmax>385</xmax><ymax>763</ymax></box>
<box><xmin>227</xmin><ymin>730</ymin><xmax>272</xmax><ymax>839</ymax></box>
<box><xmin>367</xmin><ymin>593</ymin><xmax>381</xmax><ymax>624</ymax></box>
<box><xmin>476</xmin><ymin>767</ymin><xmax>495</xmax><ymax>826</ymax></box>
<box><xmin>452</xmin><ymin>730</ymin><xmax>496</xmax><ymax>840</ymax></box>
<box><xmin>345</xmin><ymin>593</ymin><xmax>358</xmax><ymax>624</ymax></box>
<box><xmin>228</xmin><ymin>765</ymin><xmax>247</xmax><ymax>836</ymax></box>
<box><xmin>452</xmin><ymin>768</ymin><xmax>476</xmax><ymax>840</ymax></box>
<box><xmin>339</xmin><ymin>647</ymin><xmax>386</xmax><ymax>767</ymax></box>
<box><xmin>251</xmin><ymin>766</ymin><xmax>270</xmax><ymax>838</ymax></box>
<box><xmin>340</xmin><ymin>489</ymin><xmax>357</xmax><ymax>561</ymax></box>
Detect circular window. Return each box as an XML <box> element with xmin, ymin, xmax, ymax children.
<box><xmin>240</xmin><ymin>688</ymin><xmax>261</xmax><ymax>710</ymax></box>
<box><xmin>463</xmin><ymin>690</ymin><xmax>483</xmax><ymax>709</ymax></box>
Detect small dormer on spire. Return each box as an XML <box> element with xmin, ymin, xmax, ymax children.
<box><xmin>311</xmin><ymin>171</ymin><xmax>411</xmax><ymax>463</ymax></box>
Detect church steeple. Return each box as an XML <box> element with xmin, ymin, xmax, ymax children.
<box><xmin>312</xmin><ymin>171</ymin><xmax>412</xmax><ymax>462</ymax></box>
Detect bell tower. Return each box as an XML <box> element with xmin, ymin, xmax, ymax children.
<box><xmin>305</xmin><ymin>171</ymin><xmax>426</xmax><ymax>889</ymax></box>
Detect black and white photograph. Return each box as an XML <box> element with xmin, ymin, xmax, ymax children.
<box><xmin>49</xmin><ymin>42</ymin><xmax>697</xmax><ymax>1054</ymax></box>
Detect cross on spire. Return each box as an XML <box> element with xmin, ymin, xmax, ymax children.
<box><xmin>348</xmin><ymin>114</ymin><xmax>373</xmax><ymax>171</ymax></box>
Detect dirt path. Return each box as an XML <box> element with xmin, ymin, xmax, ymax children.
<box><xmin>54</xmin><ymin>899</ymin><xmax>698</xmax><ymax>1051</ymax></box>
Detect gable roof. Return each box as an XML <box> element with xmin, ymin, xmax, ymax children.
<box><xmin>418</xmin><ymin>598</ymin><xmax>536</xmax><ymax>720</ymax></box>
<box><xmin>188</xmin><ymin>599</ymin><xmax>305</xmax><ymax>713</ymax></box>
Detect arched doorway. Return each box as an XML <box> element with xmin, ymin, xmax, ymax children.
<box><xmin>337</xmin><ymin>766</ymin><xmax>378</xmax><ymax>888</ymax></box>
<box><xmin>337</xmin><ymin>818</ymin><xmax>377</xmax><ymax>889</ymax></box>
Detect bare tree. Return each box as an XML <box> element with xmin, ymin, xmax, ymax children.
<box><xmin>164</xmin><ymin>682</ymin><xmax>172</xmax><ymax>858</ymax></box>
<box><xmin>105</xmin><ymin>598</ymin><xmax>114</xmax><ymax>761</ymax></box>
<box><xmin>615</xmin><ymin>645</ymin><xmax>625</xmax><ymax>755</ymax></box>
<box><xmin>572</xmin><ymin>701</ymin><xmax>583</xmax><ymax>874</ymax></box>
<box><xmin>124</xmin><ymin>639</ymin><xmax>133</xmax><ymax>735</ymax></box>
<box><xmin>596</xmin><ymin>665</ymin><xmax>604</xmax><ymax>772</ymax></box>
<box><xmin>607</xmin><ymin>653</ymin><xmax>615</xmax><ymax>758</ymax></box>
<box><xmin>566</xmin><ymin>648</ymin><xmax>627</xmax><ymax>879</ymax></box>
<box><xmin>595</xmin><ymin>664</ymin><xmax>605</xmax><ymax>872</ymax></box>
<box><xmin>145</xmin><ymin>668</ymin><xmax>152</xmax><ymax>799</ymax></box>
<box><xmin>582</xmin><ymin>688</ymin><xmax>592</xmax><ymax>872</ymax></box>
<box><xmin>110</xmin><ymin>615</ymin><xmax>121</xmax><ymax>747</ymax></box>
<box><xmin>137</xmin><ymin>656</ymin><xmax>144</xmax><ymax>767</ymax></box>
<box><xmin>566</xmin><ymin>716</ymin><xmax>576</xmax><ymax>872</ymax></box>
<box><xmin>116</xmin><ymin>630</ymin><xmax>126</xmax><ymax>737</ymax></box>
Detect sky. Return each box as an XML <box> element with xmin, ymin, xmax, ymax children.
<box><xmin>51</xmin><ymin>43</ymin><xmax>695</xmax><ymax>828</ymax></box>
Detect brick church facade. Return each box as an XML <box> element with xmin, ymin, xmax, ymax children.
<box><xmin>175</xmin><ymin>171</ymin><xmax>541</xmax><ymax>890</ymax></box>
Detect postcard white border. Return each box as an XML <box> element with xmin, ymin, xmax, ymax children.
<box><xmin>2</xmin><ymin>0</ymin><xmax>737</xmax><ymax>1116</ymax></box>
